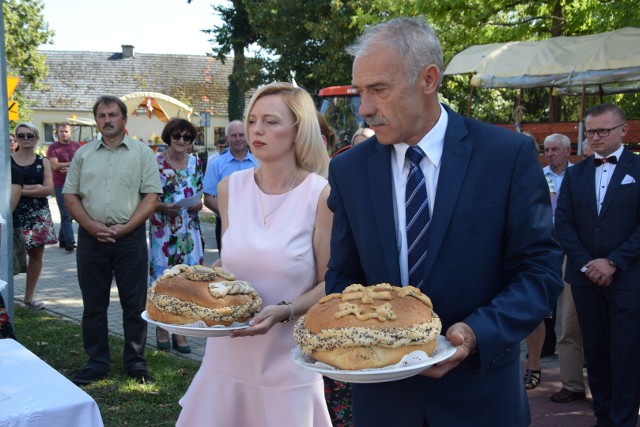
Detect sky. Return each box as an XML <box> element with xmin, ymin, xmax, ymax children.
<box><xmin>39</xmin><ymin>0</ymin><xmax>224</xmax><ymax>55</ymax></box>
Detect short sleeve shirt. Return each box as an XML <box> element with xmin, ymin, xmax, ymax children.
<box><xmin>46</xmin><ymin>140</ymin><xmax>81</xmax><ymax>187</ymax></box>
<box><xmin>63</xmin><ymin>135</ymin><xmax>162</xmax><ymax>225</ymax></box>
<box><xmin>203</xmin><ymin>150</ymin><xmax>258</xmax><ymax>196</ymax></box>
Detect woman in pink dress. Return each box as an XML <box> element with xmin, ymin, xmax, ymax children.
<box><xmin>177</xmin><ymin>82</ymin><xmax>332</xmax><ymax>427</ymax></box>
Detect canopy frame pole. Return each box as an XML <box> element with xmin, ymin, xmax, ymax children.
<box><xmin>467</xmin><ymin>75</ymin><xmax>475</xmax><ymax>117</ymax></box>
<box><xmin>578</xmin><ymin>84</ymin><xmax>586</xmax><ymax>155</ymax></box>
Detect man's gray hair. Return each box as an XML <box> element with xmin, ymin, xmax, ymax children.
<box><xmin>225</xmin><ymin>120</ymin><xmax>243</xmax><ymax>137</ymax></box>
<box><xmin>544</xmin><ymin>133</ymin><xmax>571</xmax><ymax>148</ymax></box>
<box><xmin>346</xmin><ymin>16</ymin><xmax>444</xmax><ymax>87</ymax></box>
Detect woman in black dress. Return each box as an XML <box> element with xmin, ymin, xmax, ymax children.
<box><xmin>11</xmin><ymin>122</ymin><xmax>57</xmax><ymax>309</ymax></box>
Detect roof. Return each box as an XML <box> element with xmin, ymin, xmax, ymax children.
<box><xmin>20</xmin><ymin>48</ymin><xmax>234</xmax><ymax>116</ymax></box>
<box><xmin>444</xmin><ymin>27</ymin><xmax>640</xmax><ymax>90</ymax></box>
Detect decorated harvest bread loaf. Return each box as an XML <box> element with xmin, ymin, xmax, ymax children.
<box><xmin>294</xmin><ymin>283</ymin><xmax>441</xmax><ymax>370</ymax></box>
<box><xmin>146</xmin><ymin>264</ymin><xmax>262</xmax><ymax>327</ymax></box>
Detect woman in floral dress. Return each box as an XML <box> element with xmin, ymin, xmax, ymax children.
<box><xmin>148</xmin><ymin>119</ymin><xmax>204</xmax><ymax>353</ymax></box>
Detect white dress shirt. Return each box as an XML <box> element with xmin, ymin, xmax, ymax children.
<box><xmin>595</xmin><ymin>145</ymin><xmax>624</xmax><ymax>214</ymax></box>
<box><xmin>391</xmin><ymin>104</ymin><xmax>448</xmax><ymax>286</ymax></box>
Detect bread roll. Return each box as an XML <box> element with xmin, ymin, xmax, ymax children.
<box><xmin>294</xmin><ymin>283</ymin><xmax>441</xmax><ymax>369</ymax></box>
<box><xmin>146</xmin><ymin>264</ymin><xmax>262</xmax><ymax>326</ymax></box>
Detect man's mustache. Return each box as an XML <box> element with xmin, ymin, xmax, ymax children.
<box><xmin>365</xmin><ymin>115</ymin><xmax>387</xmax><ymax>126</ymax></box>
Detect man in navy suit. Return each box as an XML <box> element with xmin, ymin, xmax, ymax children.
<box><xmin>325</xmin><ymin>17</ymin><xmax>563</xmax><ymax>427</ymax></box>
<box><xmin>555</xmin><ymin>103</ymin><xmax>640</xmax><ymax>427</ymax></box>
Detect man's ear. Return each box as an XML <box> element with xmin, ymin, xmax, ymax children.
<box><xmin>419</xmin><ymin>64</ymin><xmax>440</xmax><ymax>96</ymax></box>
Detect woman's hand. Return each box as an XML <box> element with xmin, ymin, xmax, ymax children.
<box><xmin>229</xmin><ymin>304</ymin><xmax>289</xmax><ymax>338</ymax></box>
<box><xmin>188</xmin><ymin>201</ymin><xmax>203</xmax><ymax>213</ymax></box>
<box><xmin>162</xmin><ymin>203</ymin><xmax>181</xmax><ymax>218</ymax></box>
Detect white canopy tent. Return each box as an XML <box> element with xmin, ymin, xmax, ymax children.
<box><xmin>444</xmin><ymin>27</ymin><xmax>640</xmax><ymax>91</ymax></box>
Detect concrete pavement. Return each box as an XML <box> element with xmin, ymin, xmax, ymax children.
<box><xmin>11</xmin><ymin>198</ymin><xmax>599</xmax><ymax>426</ymax></box>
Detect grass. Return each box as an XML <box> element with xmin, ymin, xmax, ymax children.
<box><xmin>13</xmin><ymin>306</ymin><xmax>200</xmax><ymax>426</ymax></box>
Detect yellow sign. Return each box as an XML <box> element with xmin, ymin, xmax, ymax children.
<box><xmin>7</xmin><ymin>76</ymin><xmax>19</xmax><ymax>99</ymax></box>
<box><xmin>8</xmin><ymin>101</ymin><xmax>18</xmax><ymax>121</ymax></box>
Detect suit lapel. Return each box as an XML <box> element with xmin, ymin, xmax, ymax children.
<box><xmin>580</xmin><ymin>157</ymin><xmax>599</xmax><ymax>219</ymax></box>
<box><xmin>368</xmin><ymin>142</ymin><xmax>402</xmax><ymax>285</ymax></box>
<box><xmin>599</xmin><ymin>149</ymin><xmax>634</xmax><ymax>219</ymax></box>
<box><xmin>422</xmin><ymin>110</ymin><xmax>472</xmax><ymax>281</ymax></box>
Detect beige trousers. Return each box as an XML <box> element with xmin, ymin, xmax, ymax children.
<box><xmin>557</xmin><ymin>282</ymin><xmax>587</xmax><ymax>392</ymax></box>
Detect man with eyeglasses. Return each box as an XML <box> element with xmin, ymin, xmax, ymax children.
<box><xmin>556</xmin><ymin>103</ymin><xmax>640</xmax><ymax>427</ymax></box>
<box><xmin>47</xmin><ymin>122</ymin><xmax>81</xmax><ymax>252</ymax></box>
<box><xmin>203</xmin><ymin>120</ymin><xmax>257</xmax><ymax>251</ymax></box>
<box><xmin>63</xmin><ymin>95</ymin><xmax>162</xmax><ymax>386</ymax></box>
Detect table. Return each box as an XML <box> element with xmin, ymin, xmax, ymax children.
<box><xmin>0</xmin><ymin>339</ymin><xmax>104</xmax><ymax>427</ymax></box>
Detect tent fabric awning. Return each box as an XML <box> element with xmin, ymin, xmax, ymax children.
<box><xmin>444</xmin><ymin>27</ymin><xmax>640</xmax><ymax>90</ymax></box>
<box><xmin>120</xmin><ymin>92</ymin><xmax>193</xmax><ymax>123</ymax></box>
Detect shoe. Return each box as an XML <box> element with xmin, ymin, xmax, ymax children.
<box><xmin>58</xmin><ymin>241</ymin><xmax>66</xmax><ymax>248</ymax></box>
<box><xmin>23</xmin><ymin>299</ymin><xmax>45</xmax><ymax>310</ymax></box>
<box><xmin>65</xmin><ymin>243</ymin><xmax>76</xmax><ymax>252</ymax></box>
<box><xmin>156</xmin><ymin>327</ymin><xmax>170</xmax><ymax>350</ymax></box>
<box><xmin>172</xmin><ymin>334</ymin><xmax>191</xmax><ymax>353</ymax></box>
<box><xmin>128</xmin><ymin>370</ymin><xmax>154</xmax><ymax>384</ymax></box>
<box><xmin>524</xmin><ymin>369</ymin><xmax>541</xmax><ymax>390</ymax></box>
<box><xmin>73</xmin><ymin>368</ymin><xmax>108</xmax><ymax>385</ymax></box>
<box><xmin>156</xmin><ymin>337</ymin><xmax>170</xmax><ymax>350</ymax></box>
<box><xmin>551</xmin><ymin>388</ymin><xmax>586</xmax><ymax>403</ymax></box>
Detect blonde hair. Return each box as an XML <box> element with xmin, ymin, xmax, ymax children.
<box><xmin>351</xmin><ymin>127</ymin><xmax>375</xmax><ymax>145</ymax></box>
<box><xmin>245</xmin><ymin>82</ymin><xmax>329</xmax><ymax>177</ymax></box>
<box><xmin>14</xmin><ymin>122</ymin><xmax>40</xmax><ymax>140</ymax></box>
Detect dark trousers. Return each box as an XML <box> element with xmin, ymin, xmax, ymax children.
<box><xmin>573</xmin><ymin>285</ymin><xmax>640</xmax><ymax>427</ymax></box>
<box><xmin>215</xmin><ymin>214</ymin><xmax>222</xmax><ymax>252</ymax></box>
<box><xmin>76</xmin><ymin>224</ymin><xmax>148</xmax><ymax>373</ymax></box>
<box><xmin>54</xmin><ymin>186</ymin><xmax>75</xmax><ymax>245</ymax></box>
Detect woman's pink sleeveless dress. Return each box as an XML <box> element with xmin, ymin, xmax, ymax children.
<box><xmin>177</xmin><ymin>168</ymin><xmax>331</xmax><ymax>427</ymax></box>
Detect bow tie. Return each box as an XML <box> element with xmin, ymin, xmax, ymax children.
<box><xmin>593</xmin><ymin>156</ymin><xmax>618</xmax><ymax>167</ymax></box>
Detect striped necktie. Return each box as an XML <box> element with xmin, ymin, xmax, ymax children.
<box><xmin>405</xmin><ymin>146</ymin><xmax>430</xmax><ymax>289</ymax></box>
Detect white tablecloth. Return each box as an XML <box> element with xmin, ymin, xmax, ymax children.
<box><xmin>0</xmin><ymin>339</ymin><xmax>104</xmax><ymax>427</ymax></box>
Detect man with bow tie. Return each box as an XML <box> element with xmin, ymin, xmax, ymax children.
<box><xmin>555</xmin><ymin>103</ymin><xmax>640</xmax><ymax>427</ymax></box>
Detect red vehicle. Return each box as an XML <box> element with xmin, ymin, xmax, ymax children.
<box><xmin>318</xmin><ymin>85</ymin><xmax>364</xmax><ymax>152</ymax></box>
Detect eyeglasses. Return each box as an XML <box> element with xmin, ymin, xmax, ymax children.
<box><xmin>16</xmin><ymin>133</ymin><xmax>36</xmax><ymax>140</ymax></box>
<box><xmin>171</xmin><ymin>133</ymin><xmax>193</xmax><ymax>143</ymax></box>
<box><xmin>584</xmin><ymin>124</ymin><xmax>625</xmax><ymax>138</ymax></box>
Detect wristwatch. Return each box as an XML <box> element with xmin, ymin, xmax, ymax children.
<box><xmin>608</xmin><ymin>259</ymin><xmax>617</xmax><ymax>268</ymax></box>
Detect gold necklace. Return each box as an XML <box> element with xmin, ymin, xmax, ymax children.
<box><xmin>257</xmin><ymin>167</ymin><xmax>301</xmax><ymax>226</ymax></box>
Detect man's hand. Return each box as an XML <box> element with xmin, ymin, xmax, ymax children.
<box><xmin>85</xmin><ymin>220</ymin><xmax>117</xmax><ymax>243</ymax></box>
<box><xmin>585</xmin><ymin>258</ymin><xmax>615</xmax><ymax>287</ymax></box>
<box><xmin>421</xmin><ymin>322</ymin><xmax>477</xmax><ymax>378</ymax></box>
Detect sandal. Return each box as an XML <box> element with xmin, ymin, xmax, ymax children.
<box><xmin>23</xmin><ymin>299</ymin><xmax>45</xmax><ymax>310</ymax></box>
<box><xmin>524</xmin><ymin>369</ymin><xmax>541</xmax><ymax>390</ymax></box>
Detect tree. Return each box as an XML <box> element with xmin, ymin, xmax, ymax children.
<box><xmin>242</xmin><ymin>0</ymin><xmax>364</xmax><ymax>95</ymax></box>
<box><xmin>3</xmin><ymin>0</ymin><xmax>53</xmax><ymax>123</ymax></box>
<box><xmin>355</xmin><ymin>0</ymin><xmax>640</xmax><ymax>121</ymax></box>
<box><xmin>200</xmin><ymin>0</ymin><xmax>640</xmax><ymax>122</ymax></box>
<box><xmin>191</xmin><ymin>0</ymin><xmax>259</xmax><ymax>120</ymax></box>
<box><xmin>3</xmin><ymin>0</ymin><xmax>53</xmax><ymax>88</ymax></box>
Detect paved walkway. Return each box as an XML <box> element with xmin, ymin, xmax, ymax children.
<box><xmin>11</xmin><ymin>198</ymin><xmax>600</xmax><ymax>426</ymax></box>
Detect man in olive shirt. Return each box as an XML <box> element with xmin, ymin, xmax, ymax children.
<box><xmin>64</xmin><ymin>95</ymin><xmax>162</xmax><ymax>385</ymax></box>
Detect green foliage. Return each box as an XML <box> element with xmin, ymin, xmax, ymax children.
<box><xmin>203</xmin><ymin>0</ymin><xmax>640</xmax><ymax>121</ymax></box>
<box><xmin>242</xmin><ymin>0</ymin><xmax>365</xmax><ymax>95</ymax></box>
<box><xmin>3</xmin><ymin>0</ymin><xmax>53</xmax><ymax>88</ymax></box>
<box><xmin>14</xmin><ymin>306</ymin><xmax>200</xmax><ymax>426</ymax></box>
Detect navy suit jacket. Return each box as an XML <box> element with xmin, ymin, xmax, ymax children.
<box><xmin>325</xmin><ymin>106</ymin><xmax>563</xmax><ymax>426</ymax></box>
<box><xmin>555</xmin><ymin>149</ymin><xmax>640</xmax><ymax>289</ymax></box>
